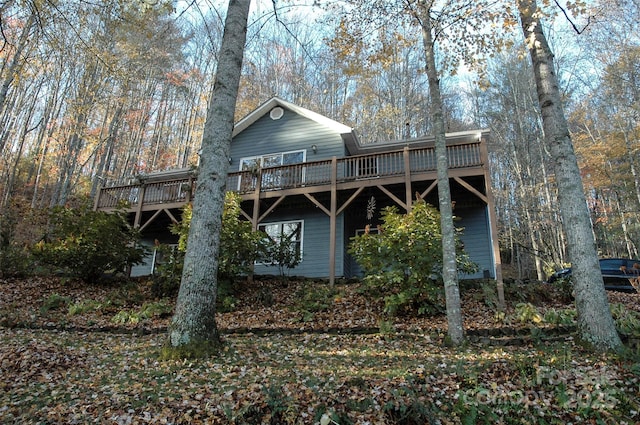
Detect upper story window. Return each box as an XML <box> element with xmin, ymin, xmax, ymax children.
<box><xmin>239</xmin><ymin>150</ymin><xmax>306</xmax><ymax>171</ymax></box>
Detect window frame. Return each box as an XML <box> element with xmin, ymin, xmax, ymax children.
<box><xmin>239</xmin><ymin>149</ymin><xmax>307</xmax><ymax>190</ymax></box>
<box><xmin>257</xmin><ymin>219</ymin><xmax>304</xmax><ymax>265</ymax></box>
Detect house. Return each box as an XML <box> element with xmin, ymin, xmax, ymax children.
<box><xmin>94</xmin><ymin>97</ymin><xmax>502</xmax><ymax>285</ymax></box>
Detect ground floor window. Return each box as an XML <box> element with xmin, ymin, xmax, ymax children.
<box><xmin>258</xmin><ymin>220</ymin><xmax>304</xmax><ymax>261</ymax></box>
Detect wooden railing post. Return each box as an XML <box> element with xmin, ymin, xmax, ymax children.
<box><xmin>93</xmin><ymin>184</ymin><xmax>102</xmax><ymax>211</ymax></box>
<box><xmin>251</xmin><ymin>167</ymin><xmax>263</xmax><ymax>231</ymax></box>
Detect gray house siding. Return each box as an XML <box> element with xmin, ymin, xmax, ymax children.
<box><xmin>253</xmin><ymin>209</ymin><xmax>345</xmax><ymax>278</ymax></box>
<box><xmin>456</xmin><ymin>206</ymin><xmax>494</xmax><ymax>279</ymax></box>
<box><xmin>230</xmin><ymin>108</ymin><xmax>346</xmax><ymax>171</ymax></box>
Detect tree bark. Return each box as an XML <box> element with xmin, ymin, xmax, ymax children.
<box><xmin>518</xmin><ymin>0</ymin><xmax>622</xmax><ymax>351</ymax></box>
<box><xmin>169</xmin><ymin>0</ymin><xmax>251</xmax><ymax>351</ymax></box>
<box><xmin>418</xmin><ymin>1</ymin><xmax>464</xmax><ymax>345</ymax></box>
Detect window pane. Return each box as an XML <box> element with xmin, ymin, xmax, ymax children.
<box><xmin>262</xmin><ymin>154</ymin><xmax>282</xmax><ymax>168</ymax></box>
<box><xmin>283</xmin><ymin>151</ymin><xmax>304</xmax><ymax>165</ymax></box>
<box><xmin>283</xmin><ymin>222</ymin><xmax>301</xmax><ymax>240</ymax></box>
<box><xmin>240</xmin><ymin>158</ymin><xmax>259</xmax><ymax>171</ymax></box>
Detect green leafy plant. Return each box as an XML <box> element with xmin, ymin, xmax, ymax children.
<box><xmin>32</xmin><ymin>204</ymin><xmax>146</xmax><ymax>283</ymax></box>
<box><xmin>152</xmin><ymin>193</ymin><xmax>268</xmax><ymax>297</ymax></box>
<box><xmin>610</xmin><ymin>303</ymin><xmax>640</xmax><ymax>338</ymax></box>
<box><xmin>172</xmin><ymin>193</ymin><xmax>268</xmax><ymax>280</ymax></box>
<box><xmin>67</xmin><ymin>299</ymin><xmax>106</xmax><ymax>316</ymax></box>
<box><xmin>348</xmin><ymin>199</ymin><xmax>477</xmax><ymax>316</ymax></box>
<box><xmin>543</xmin><ymin>307</ymin><xmax>577</xmax><ymax>326</ymax></box>
<box><xmin>139</xmin><ymin>300</ymin><xmax>173</xmax><ymax>318</ymax></box>
<box><xmin>216</xmin><ymin>278</ymin><xmax>239</xmax><ymax>313</ymax></box>
<box><xmin>514</xmin><ymin>302</ymin><xmax>544</xmax><ymax>325</ymax></box>
<box><xmin>111</xmin><ymin>310</ymin><xmax>140</xmax><ymax>325</ymax></box>
<box><xmin>0</xmin><ymin>198</ymin><xmax>46</xmax><ymax>278</ymax></box>
<box><xmin>263</xmin><ymin>231</ymin><xmax>302</xmax><ymax>279</ymax></box>
<box><xmin>294</xmin><ymin>283</ymin><xmax>337</xmax><ymax>313</ymax></box>
<box><xmin>150</xmin><ymin>244</ymin><xmax>183</xmax><ymax>298</ymax></box>
<box><xmin>40</xmin><ymin>293</ymin><xmax>70</xmax><ymax>314</ymax></box>
<box><xmin>111</xmin><ymin>300</ymin><xmax>173</xmax><ymax>325</ymax></box>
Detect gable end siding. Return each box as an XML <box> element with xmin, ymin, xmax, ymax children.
<box><xmin>230</xmin><ymin>109</ymin><xmax>346</xmax><ymax>169</ymax></box>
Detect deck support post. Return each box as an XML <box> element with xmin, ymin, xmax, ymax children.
<box><xmin>329</xmin><ymin>157</ymin><xmax>337</xmax><ymax>286</ymax></box>
<box><xmin>403</xmin><ymin>146</ymin><xmax>412</xmax><ymax>211</ymax></box>
<box><xmin>248</xmin><ymin>168</ymin><xmax>263</xmax><ymax>283</ymax></box>
<box><xmin>133</xmin><ymin>184</ymin><xmax>146</xmax><ymax>228</ymax></box>
<box><xmin>480</xmin><ymin>135</ymin><xmax>504</xmax><ymax>309</ymax></box>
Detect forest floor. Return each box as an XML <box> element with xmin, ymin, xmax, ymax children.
<box><xmin>1</xmin><ymin>276</ymin><xmax>639</xmax><ymax>424</ymax></box>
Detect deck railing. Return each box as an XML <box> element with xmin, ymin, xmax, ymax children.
<box><xmin>95</xmin><ymin>142</ymin><xmax>482</xmax><ymax>209</ymax></box>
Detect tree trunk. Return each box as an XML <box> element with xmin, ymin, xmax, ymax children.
<box><xmin>168</xmin><ymin>0</ymin><xmax>251</xmax><ymax>352</ymax></box>
<box><xmin>418</xmin><ymin>2</ymin><xmax>464</xmax><ymax>345</ymax></box>
<box><xmin>518</xmin><ymin>0</ymin><xmax>622</xmax><ymax>351</ymax></box>
<box><xmin>0</xmin><ymin>10</ymin><xmax>35</xmax><ymax>137</ymax></box>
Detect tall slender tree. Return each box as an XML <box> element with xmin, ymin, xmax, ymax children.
<box><xmin>413</xmin><ymin>1</ymin><xmax>464</xmax><ymax>344</ymax></box>
<box><xmin>168</xmin><ymin>0</ymin><xmax>251</xmax><ymax>353</ymax></box>
<box><xmin>517</xmin><ymin>0</ymin><xmax>622</xmax><ymax>351</ymax></box>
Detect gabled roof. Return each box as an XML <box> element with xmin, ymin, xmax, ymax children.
<box><xmin>232</xmin><ymin>97</ymin><xmax>355</xmax><ymax>137</ymax></box>
<box><xmin>232</xmin><ymin>97</ymin><xmax>488</xmax><ymax>155</ymax></box>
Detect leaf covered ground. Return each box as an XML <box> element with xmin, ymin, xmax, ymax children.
<box><xmin>1</xmin><ymin>276</ymin><xmax>639</xmax><ymax>424</ymax></box>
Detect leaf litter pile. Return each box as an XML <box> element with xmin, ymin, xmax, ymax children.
<box><xmin>1</xmin><ymin>277</ymin><xmax>639</xmax><ymax>424</ymax></box>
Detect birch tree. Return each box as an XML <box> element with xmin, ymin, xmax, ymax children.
<box><xmin>168</xmin><ymin>0</ymin><xmax>251</xmax><ymax>354</ymax></box>
<box><xmin>517</xmin><ymin>0</ymin><xmax>622</xmax><ymax>351</ymax></box>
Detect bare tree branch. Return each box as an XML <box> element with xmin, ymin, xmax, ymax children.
<box><xmin>553</xmin><ymin>0</ymin><xmax>591</xmax><ymax>34</ymax></box>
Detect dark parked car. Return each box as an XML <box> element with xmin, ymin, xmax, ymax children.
<box><xmin>547</xmin><ymin>258</ymin><xmax>640</xmax><ymax>292</ymax></box>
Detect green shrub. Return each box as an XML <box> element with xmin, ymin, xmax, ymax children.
<box><xmin>263</xmin><ymin>233</ymin><xmax>302</xmax><ymax>279</ymax></box>
<box><xmin>216</xmin><ymin>278</ymin><xmax>239</xmax><ymax>313</ymax></box>
<box><xmin>139</xmin><ymin>300</ymin><xmax>173</xmax><ymax>319</ymax></box>
<box><xmin>151</xmin><ymin>244</ymin><xmax>183</xmax><ymax>298</ymax></box>
<box><xmin>543</xmin><ymin>307</ymin><xmax>577</xmax><ymax>326</ymax></box>
<box><xmin>112</xmin><ymin>310</ymin><xmax>140</xmax><ymax>325</ymax></box>
<box><xmin>348</xmin><ymin>199</ymin><xmax>477</xmax><ymax>316</ymax></box>
<box><xmin>514</xmin><ymin>302</ymin><xmax>544</xmax><ymax>324</ymax></box>
<box><xmin>171</xmin><ymin>193</ymin><xmax>268</xmax><ymax>280</ymax></box>
<box><xmin>0</xmin><ymin>198</ymin><xmax>45</xmax><ymax>278</ymax></box>
<box><xmin>32</xmin><ymin>204</ymin><xmax>146</xmax><ymax>283</ymax></box>
<box><xmin>111</xmin><ymin>300</ymin><xmax>173</xmax><ymax>325</ymax></box>
<box><xmin>0</xmin><ymin>245</ymin><xmax>32</xmax><ymax>278</ymax></box>
<box><xmin>155</xmin><ymin>193</ymin><xmax>271</xmax><ymax>306</ymax></box>
<box><xmin>40</xmin><ymin>293</ymin><xmax>70</xmax><ymax>313</ymax></box>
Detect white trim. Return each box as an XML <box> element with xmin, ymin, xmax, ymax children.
<box><xmin>270</xmin><ymin>106</ymin><xmax>284</xmax><ymax>120</ymax></box>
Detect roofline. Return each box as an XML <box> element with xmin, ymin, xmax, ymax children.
<box><xmin>233</xmin><ymin>97</ymin><xmax>355</xmax><ymax>137</ymax></box>
<box><xmin>350</xmin><ymin>129</ymin><xmax>490</xmax><ymax>154</ymax></box>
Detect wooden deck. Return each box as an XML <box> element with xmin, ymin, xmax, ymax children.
<box><xmin>95</xmin><ymin>142</ymin><xmax>485</xmax><ymax>212</ymax></box>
